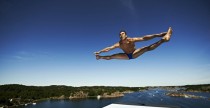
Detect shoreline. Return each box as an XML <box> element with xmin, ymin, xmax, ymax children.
<box><xmin>5</xmin><ymin>90</ymin><xmax>210</xmax><ymax>108</ymax></box>
<box><xmin>1</xmin><ymin>84</ymin><xmax>209</xmax><ymax>107</ymax></box>
<box><xmin>2</xmin><ymin>92</ymin><xmax>128</xmax><ymax>108</ymax></box>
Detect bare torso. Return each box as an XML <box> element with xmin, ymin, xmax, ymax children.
<box><xmin>119</xmin><ymin>37</ymin><xmax>136</xmax><ymax>54</ymax></box>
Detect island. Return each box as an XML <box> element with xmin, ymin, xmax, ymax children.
<box><xmin>166</xmin><ymin>92</ymin><xmax>204</xmax><ymax>99</ymax></box>
<box><xmin>164</xmin><ymin>84</ymin><xmax>210</xmax><ymax>99</ymax></box>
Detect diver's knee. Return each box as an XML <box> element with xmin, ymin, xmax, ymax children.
<box><xmin>147</xmin><ymin>46</ymin><xmax>154</xmax><ymax>51</ymax></box>
<box><xmin>106</xmin><ymin>56</ymin><xmax>112</xmax><ymax>60</ymax></box>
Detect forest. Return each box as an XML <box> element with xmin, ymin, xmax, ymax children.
<box><xmin>0</xmin><ymin>84</ymin><xmax>141</xmax><ymax>106</ymax></box>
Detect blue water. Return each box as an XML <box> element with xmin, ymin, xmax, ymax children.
<box><xmin>21</xmin><ymin>89</ymin><xmax>210</xmax><ymax>108</ymax></box>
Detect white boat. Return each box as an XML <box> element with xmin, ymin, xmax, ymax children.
<box><xmin>97</xmin><ymin>95</ymin><xmax>101</xmax><ymax>100</ymax></box>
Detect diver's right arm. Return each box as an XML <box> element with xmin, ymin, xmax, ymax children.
<box><xmin>94</xmin><ymin>42</ymin><xmax>120</xmax><ymax>54</ymax></box>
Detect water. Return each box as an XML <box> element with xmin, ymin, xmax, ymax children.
<box><xmin>20</xmin><ymin>89</ymin><xmax>210</xmax><ymax>108</ymax></box>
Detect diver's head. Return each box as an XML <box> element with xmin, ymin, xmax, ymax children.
<box><xmin>119</xmin><ymin>30</ymin><xmax>127</xmax><ymax>40</ymax></box>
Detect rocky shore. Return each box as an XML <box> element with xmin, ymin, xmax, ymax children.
<box><xmin>1</xmin><ymin>91</ymin><xmax>126</xmax><ymax>108</ymax></box>
<box><xmin>100</xmin><ymin>91</ymin><xmax>124</xmax><ymax>98</ymax></box>
<box><xmin>166</xmin><ymin>92</ymin><xmax>204</xmax><ymax>99</ymax></box>
<box><xmin>69</xmin><ymin>91</ymin><xmax>124</xmax><ymax>99</ymax></box>
<box><xmin>42</xmin><ymin>91</ymin><xmax>126</xmax><ymax>100</ymax></box>
<box><xmin>69</xmin><ymin>91</ymin><xmax>88</xmax><ymax>99</ymax></box>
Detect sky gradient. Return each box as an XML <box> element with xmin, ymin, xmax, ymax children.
<box><xmin>0</xmin><ymin>0</ymin><xmax>210</xmax><ymax>87</ymax></box>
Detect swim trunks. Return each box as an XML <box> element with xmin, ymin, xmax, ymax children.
<box><xmin>126</xmin><ymin>53</ymin><xmax>133</xmax><ymax>59</ymax></box>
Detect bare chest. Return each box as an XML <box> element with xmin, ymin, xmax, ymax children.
<box><xmin>119</xmin><ymin>39</ymin><xmax>135</xmax><ymax>53</ymax></box>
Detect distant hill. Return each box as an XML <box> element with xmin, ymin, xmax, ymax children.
<box><xmin>184</xmin><ymin>84</ymin><xmax>210</xmax><ymax>92</ymax></box>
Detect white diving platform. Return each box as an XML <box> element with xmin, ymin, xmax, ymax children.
<box><xmin>103</xmin><ymin>104</ymin><xmax>176</xmax><ymax>108</ymax></box>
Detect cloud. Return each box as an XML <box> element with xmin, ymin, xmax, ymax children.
<box><xmin>120</xmin><ymin>0</ymin><xmax>136</xmax><ymax>14</ymax></box>
<box><xmin>13</xmin><ymin>55</ymin><xmax>25</xmax><ymax>60</ymax></box>
<box><xmin>12</xmin><ymin>51</ymin><xmax>53</xmax><ymax>62</ymax></box>
<box><xmin>18</xmin><ymin>51</ymin><xmax>29</xmax><ymax>55</ymax></box>
<box><xmin>12</xmin><ymin>51</ymin><xmax>32</xmax><ymax>61</ymax></box>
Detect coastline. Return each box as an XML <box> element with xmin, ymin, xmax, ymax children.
<box><xmin>1</xmin><ymin>84</ymin><xmax>209</xmax><ymax>107</ymax></box>
<box><xmin>1</xmin><ymin>91</ymin><xmax>129</xmax><ymax>108</ymax></box>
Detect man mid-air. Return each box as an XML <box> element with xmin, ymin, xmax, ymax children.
<box><xmin>94</xmin><ymin>27</ymin><xmax>172</xmax><ymax>60</ymax></box>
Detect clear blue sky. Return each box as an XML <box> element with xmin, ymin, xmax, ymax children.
<box><xmin>0</xmin><ymin>0</ymin><xmax>210</xmax><ymax>87</ymax></box>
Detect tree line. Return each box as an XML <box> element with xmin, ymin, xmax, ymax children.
<box><xmin>2</xmin><ymin>84</ymin><xmax>208</xmax><ymax>106</ymax></box>
<box><xmin>0</xmin><ymin>84</ymin><xmax>140</xmax><ymax>106</ymax></box>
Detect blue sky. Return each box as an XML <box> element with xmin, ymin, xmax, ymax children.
<box><xmin>0</xmin><ymin>0</ymin><xmax>210</xmax><ymax>87</ymax></box>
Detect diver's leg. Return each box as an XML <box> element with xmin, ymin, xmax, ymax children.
<box><xmin>132</xmin><ymin>27</ymin><xmax>172</xmax><ymax>59</ymax></box>
<box><xmin>141</xmin><ymin>27</ymin><xmax>172</xmax><ymax>41</ymax></box>
<box><xmin>96</xmin><ymin>53</ymin><xmax>129</xmax><ymax>60</ymax></box>
<box><xmin>141</xmin><ymin>32</ymin><xmax>167</xmax><ymax>41</ymax></box>
<box><xmin>132</xmin><ymin>39</ymin><xmax>165</xmax><ymax>59</ymax></box>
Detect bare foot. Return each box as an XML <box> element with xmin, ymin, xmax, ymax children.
<box><xmin>96</xmin><ymin>55</ymin><xmax>100</xmax><ymax>60</ymax></box>
<box><xmin>162</xmin><ymin>27</ymin><xmax>172</xmax><ymax>42</ymax></box>
<box><xmin>159</xmin><ymin>32</ymin><xmax>167</xmax><ymax>37</ymax></box>
<box><xmin>94</xmin><ymin>52</ymin><xmax>101</xmax><ymax>60</ymax></box>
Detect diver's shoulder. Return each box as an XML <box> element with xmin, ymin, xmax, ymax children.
<box><xmin>127</xmin><ymin>37</ymin><xmax>135</xmax><ymax>41</ymax></box>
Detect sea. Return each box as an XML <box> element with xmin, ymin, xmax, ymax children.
<box><xmin>19</xmin><ymin>89</ymin><xmax>210</xmax><ymax>108</ymax></box>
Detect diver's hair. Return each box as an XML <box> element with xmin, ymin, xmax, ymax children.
<box><xmin>119</xmin><ymin>30</ymin><xmax>127</xmax><ymax>35</ymax></box>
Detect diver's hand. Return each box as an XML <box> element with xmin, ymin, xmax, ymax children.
<box><xmin>94</xmin><ymin>51</ymin><xmax>100</xmax><ymax>55</ymax></box>
<box><xmin>94</xmin><ymin>52</ymin><xmax>100</xmax><ymax>60</ymax></box>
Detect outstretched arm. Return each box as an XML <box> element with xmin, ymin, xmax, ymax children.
<box><xmin>132</xmin><ymin>32</ymin><xmax>167</xmax><ymax>42</ymax></box>
<box><xmin>94</xmin><ymin>42</ymin><xmax>120</xmax><ymax>55</ymax></box>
